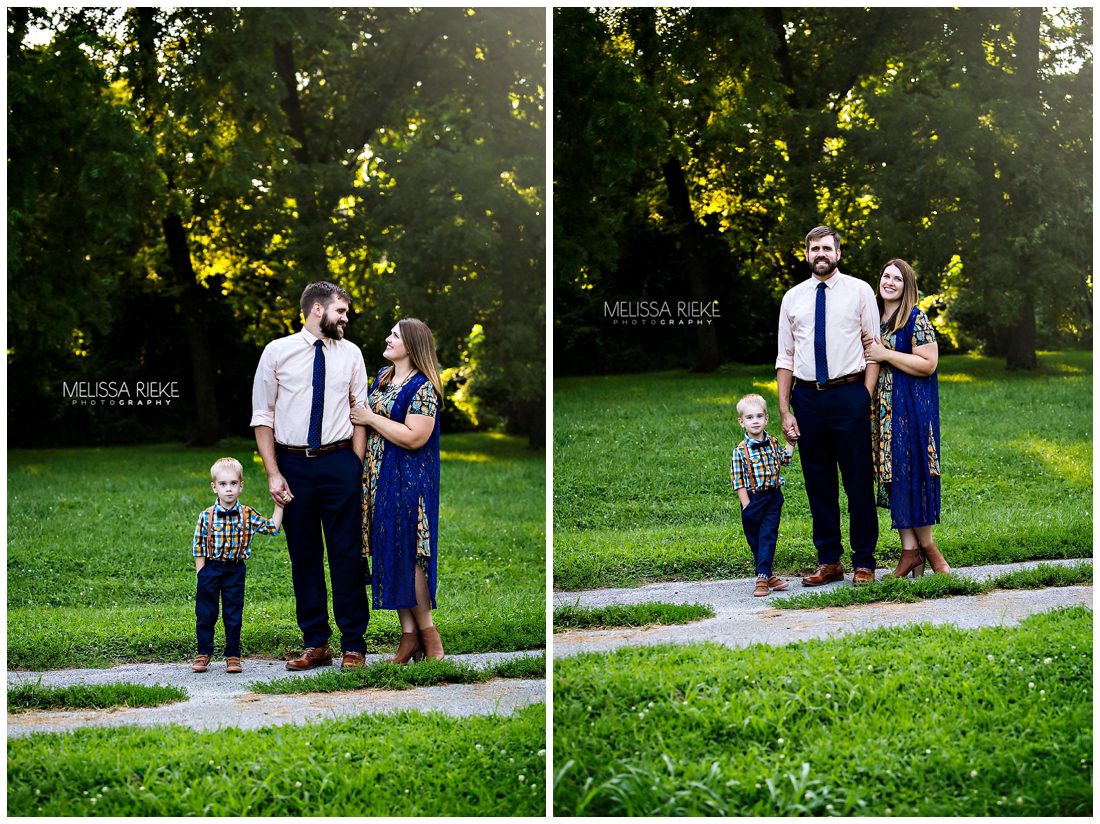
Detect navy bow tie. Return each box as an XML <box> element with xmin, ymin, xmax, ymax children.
<box><xmin>216</xmin><ymin>508</ymin><xmax>238</xmax><ymax>517</ymax></box>
<box><xmin>750</xmin><ymin>438</ymin><xmax>770</xmax><ymax>449</ymax></box>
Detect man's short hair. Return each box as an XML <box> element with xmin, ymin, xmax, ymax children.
<box><xmin>210</xmin><ymin>456</ymin><xmax>244</xmax><ymax>481</ymax></box>
<box><xmin>805</xmin><ymin>225</ymin><xmax>841</xmax><ymax>250</ymax></box>
<box><xmin>736</xmin><ymin>393</ymin><xmax>769</xmax><ymax>418</ymax></box>
<box><xmin>300</xmin><ymin>281</ymin><xmax>351</xmax><ymax>317</ymax></box>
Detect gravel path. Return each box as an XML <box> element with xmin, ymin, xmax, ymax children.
<box><xmin>7</xmin><ymin>651</ymin><xmax>545</xmax><ymax>738</ymax></box>
<box><xmin>553</xmin><ymin>558</ymin><xmax>1092</xmax><ymax>657</ymax></box>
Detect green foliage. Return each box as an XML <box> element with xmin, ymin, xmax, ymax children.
<box><xmin>7</xmin><ymin>434</ymin><xmax>545</xmax><ymax>669</ymax></box>
<box><xmin>554</xmin><ymin>8</ymin><xmax>1092</xmax><ymax>374</ymax></box>
<box><xmin>8</xmin><ymin>681</ymin><xmax>187</xmax><ymax>713</ymax></box>
<box><xmin>553</xmin><ymin>351</ymin><xmax>1092</xmax><ymax>589</ymax></box>
<box><xmin>553</xmin><ymin>607</ymin><xmax>1092</xmax><ymax>815</ymax></box>
<box><xmin>8</xmin><ymin>703</ymin><xmax>546</xmax><ymax>816</ymax></box>
<box><xmin>9</xmin><ymin>8</ymin><xmax>545</xmax><ymax>445</ymax></box>
<box><xmin>774</xmin><ymin>562</ymin><xmax>1093</xmax><ymax>609</ymax></box>
<box><xmin>251</xmin><ymin>654</ymin><xmax>545</xmax><ymax>694</ymax></box>
<box><xmin>553</xmin><ymin>602</ymin><xmax>714</xmax><ymax>632</ymax></box>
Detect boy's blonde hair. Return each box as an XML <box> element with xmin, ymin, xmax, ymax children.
<box><xmin>736</xmin><ymin>393</ymin><xmax>769</xmax><ymax>419</ymax></box>
<box><xmin>210</xmin><ymin>457</ymin><xmax>244</xmax><ymax>481</ymax></box>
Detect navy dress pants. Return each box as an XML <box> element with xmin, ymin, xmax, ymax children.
<box><xmin>741</xmin><ymin>487</ymin><xmax>783</xmax><ymax>577</ymax></box>
<box><xmin>278</xmin><ymin>448</ymin><xmax>370</xmax><ymax>653</ymax></box>
<box><xmin>196</xmin><ymin>560</ymin><xmax>246</xmax><ymax>657</ymax></box>
<box><xmin>792</xmin><ymin>380</ymin><xmax>879</xmax><ymax>569</ymax></box>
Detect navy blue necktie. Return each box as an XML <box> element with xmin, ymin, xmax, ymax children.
<box><xmin>308</xmin><ymin>339</ymin><xmax>325</xmax><ymax>449</ymax></box>
<box><xmin>815</xmin><ymin>281</ymin><xmax>829</xmax><ymax>385</ymax></box>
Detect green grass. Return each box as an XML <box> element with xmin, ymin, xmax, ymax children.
<box><xmin>553</xmin><ymin>606</ymin><xmax>1091</xmax><ymax>816</ymax></box>
<box><xmin>774</xmin><ymin>562</ymin><xmax>1094</xmax><ymax>609</ymax></box>
<box><xmin>7</xmin><ymin>702</ymin><xmax>546</xmax><ymax>816</ymax></box>
<box><xmin>553</xmin><ymin>602</ymin><xmax>715</xmax><ymax>632</ymax></box>
<box><xmin>251</xmin><ymin>654</ymin><xmax>546</xmax><ymax>694</ymax></box>
<box><xmin>8</xmin><ymin>433</ymin><xmax>545</xmax><ymax>669</ymax></box>
<box><xmin>8</xmin><ymin>682</ymin><xmax>188</xmax><ymax>713</ymax></box>
<box><xmin>554</xmin><ymin>351</ymin><xmax>1092</xmax><ymax>589</ymax></box>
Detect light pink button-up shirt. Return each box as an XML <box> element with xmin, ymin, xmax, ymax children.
<box><xmin>250</xmin><ymin>328</ymin><xmax>370</xmax><ymax>446</ymax></box>
<box><xmin>775</xmin><ymin>271</ymin><xmax>880</xmax><ymax>381</ymax></box>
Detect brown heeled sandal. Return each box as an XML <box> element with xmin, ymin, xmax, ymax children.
<box><xmin>386</xmin><ymin>632</ymin><xmax>424</xmax><ymax>665</ymax></box>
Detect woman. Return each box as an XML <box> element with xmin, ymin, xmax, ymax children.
<box><xmin>351</xmin><ymin>318</ymin><xmax>444</xmax><ymax>662</ymax></box>
<box><xmin>863</xmin><ymin>259</ymin><xmax>950</xmax><ymax>577</ymax></box>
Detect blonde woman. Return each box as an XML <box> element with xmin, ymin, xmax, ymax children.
<box><xmin>351</xmin><ymin>318</ymin><xmax>445</xmax><ymax>662</ymax></box>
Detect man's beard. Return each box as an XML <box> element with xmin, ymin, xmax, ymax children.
<box><xmin>320</xmin><ymin>315</ymin><xmax>346</xmax><ymax>340</ymax></box>
<box><xmin>813</xmin><ymin>257</ymin><xmax>838</xmax><ymax>276</ymax></box>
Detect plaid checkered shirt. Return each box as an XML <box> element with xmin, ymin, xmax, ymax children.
<box><xmin>730</xmin><ymin>432</ymin><xmax>792</xmax><ymax>493</ymax></box>
<box><xmin>192</xmin><ymin>500</ymin><xmax>281</xmax><ymax>561</ymax></box>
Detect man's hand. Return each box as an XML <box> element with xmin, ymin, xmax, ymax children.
<box><xmin>780</xmin><ymin>410</ymin><xmax>800</xmax><ymax>442</ymax></box>
<box><xmin>268</xmin><ymin>472</ymin><xmax>294</xmax><ymax>506</ymax></box>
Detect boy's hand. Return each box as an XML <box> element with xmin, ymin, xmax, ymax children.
<box><xmin>195</xmin><ymin>558</ymin><xmax>205</xmax><ymax>573</ymax></box>
<box><xmin>269</xmin><ymin>472</ymin><xmax>293</xmax><ymax>506</ymax></box>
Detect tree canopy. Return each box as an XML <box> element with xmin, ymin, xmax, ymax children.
<box><xmin>8</xmin><ymin>7</ymin><xmax>545</xmax><ymax>445</ymax></box>
<box><xmin>554</xmin><ymin>7</ymin><xmax>1092</xmax><ymax>375</ymax></box>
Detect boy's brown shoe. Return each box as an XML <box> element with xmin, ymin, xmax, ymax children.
<box><xmin>753</xmin><ymin>577</ymin><xmax>770</xmax><ymax>597</ymax></box>
<box><xmin>192</xmin><ymin>654</ymin><xmax>210</xmax><ymax>673</ymax></box>
<box><xmin>767</xmin><ymin>576</ymin><xmax>790</xmax><ymax>591</ymax></box>
<box><xmin>801</xmin><ymin>563</ymin><xmax>844</xmax><ymax>586</ymax></box>
<box><xmin>286</xmin><ymin>644</ymin><xmax>334</xmax><ymax>671</ymax></box>
<box><xmin>226</xmin><ymin>657</ymin><xmax>242</xmax><ymax>673</ymax></box>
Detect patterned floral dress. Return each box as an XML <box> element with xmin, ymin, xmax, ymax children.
<box><xmin>361</xmin><ymin>374</ymin><xmax>439</xmax><ymax>575</ymax></box>
<box><xmin>872</xmin><ymin>308</ymin><xmax>941</xmax><ymax>513</ymax></box>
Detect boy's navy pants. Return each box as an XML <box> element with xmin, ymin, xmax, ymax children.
<box><xmin>741</xmin><ymin>486</ymin><xmax>784</xmax><ymax>577</ymax></box>
<box><xmin>196</xmin><ymin>559</ymin><xmax>246</xmax><ymax>657</ymax></box>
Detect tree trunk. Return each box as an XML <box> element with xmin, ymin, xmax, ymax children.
<box><xmin>134</xmin><ymin>9</ymin><xmax>221</xmax><ymax>443</ymax></box>
<box><xmin>163</xmin><ymin>212</ymin><xmax>222</xmax><ymax>441</ymax></box>
<box><xmin>1004</xmin><ymin>7</ymin><xmax>1042</xmax><ymax>371</ymax></box>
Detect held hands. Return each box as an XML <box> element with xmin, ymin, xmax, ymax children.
<box><xmin>269</xmin><ymin>472</ymin><xmax>294</xmax><ymax>507</ymax></box>
<box><xmin>780</xmin><ymin>410</ymin><xmax>800</xmax><ymax>443</ymax></box>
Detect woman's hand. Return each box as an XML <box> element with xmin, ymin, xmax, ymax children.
<box><xmin>864</xmin><ymin>333</ymin><xmax>889</xmax><ymax>364</ymax></box>
<box><xmin>350</xmin><ymin>397</ymin><xmax>374</xmax><ymax>426</ymax></box>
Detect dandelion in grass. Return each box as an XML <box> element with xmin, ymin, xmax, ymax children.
<box><xmin>538</xmin><ymin>749</ymin><xmax>545</xmax><ymax>757</ymax></box>
<box><xmin>825</xmin><ymin>693</ymin><xmax>831</xmax><ymax>699</ymax></box>
<box><xmin>987</xmin><ymin>654</ymin><xmax>995</xmax><ymax>661</ymax></box>
<box><xmin>826</xmin><ymin>804</ymin><xmax>834</xmax><ymax>812</ymax></box>
<box><xmin>970</xmin><ymin>770</ymin><xmax>978</xmax><ymax>778</ymax></box>
<box><xmin>1043</xmin><ymin>657</ymin><xmax>1053</xmax><ymax>664</ymax></box>
<box><xmin>778</xmin><ymin>738</ymin><xmax>785</xmax><ymax>744</ymax></box>
<box><xmin>295</xmin><ymin>781</ymin><xmax>302</xmax><ymax>788</ymax></box>
<box><xmin>519</xmin><ymin>774</ymin><xmax>526</xmax><ymax>783</ymax></box>
<box><xmin>1028</xmin><ymin>682</ymin><xmax>1035</xmax><ymax>689</ymax></box>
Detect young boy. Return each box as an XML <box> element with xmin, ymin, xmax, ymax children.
<box><xmin>192</xmin><ymin>457</ymin><xmax>284</xmax><ymax>673</ymax></box>
<box><xmin>730</xmin><ymin>394</ymin><xmax>794</xmax><ymax>597</ymax></box>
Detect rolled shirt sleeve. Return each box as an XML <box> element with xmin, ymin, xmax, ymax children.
<box><xmin>249</xmin><ymin>342</ymin><xmax>278</xmax><ymax>429</ymax></box>
<box><xmin>775</xmin><ymin>292</ymin><xmax>796</xmax><ymax>372</ymax></box>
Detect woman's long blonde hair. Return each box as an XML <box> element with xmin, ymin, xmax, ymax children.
<box><xmin>878</xmin><ymin>259</ymin><xmax>920</xmax><ymax>335</ymax></box>
<box><xmin>380</xmin><ymin>318</ymin><xmax>443</xmax><ymax>398</ymax></box>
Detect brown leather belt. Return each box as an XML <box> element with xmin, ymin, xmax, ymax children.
<box><xmin>795</xmin><ymin>372</ymin><xmax>865</xmax><ymax>391</ymax></box>
<box><xmin>276</xmin><ymin>439</ymin><xmax>352</xmax><ymax>457</ymax></box>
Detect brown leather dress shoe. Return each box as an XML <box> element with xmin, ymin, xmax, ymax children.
<box><xmin>192</xmin><ymin>654</ymin><xmax>210</xmax><ymax>673</ymax></box>
<box><xmin>340</xmin><ymin>651</ymin><xmax>366</xmax><ymax>669</ymax></box>
<box><xmin>226</xmin><ymin>657</ymin><xmax>242</xmax><ymax>673</ymax></box>
<box><xmin>852</xmin><ymin>567</ymin><xmax>876</xmax><ymax>585</ymax></box>
<box><xmin>285</xmin><ymin>644</ymin><xmax>333</xmax><ymax>671</ymax></box>
<box><xmin>801</xmin><ymin>562</ymin><xmax>844</xmax><ymax>586</ymax></box>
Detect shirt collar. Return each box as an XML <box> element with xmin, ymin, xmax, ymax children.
<box><xmin>744</xmin><ymin>432</ymin><xmax>772</xmax><ymax>447</ymax></box>
<box><xmin>812</xmin><ymin>271</ymin><xmax>845</xmax><ymax>289</ymax></box>
<box><xmin>213</xmin><ymin>499</ymin><xmax>241</xmax><ymax>515</ymax></box>
<box><xmin>299</xmin><ymin>327</ymin><xmax>335</xmax><ymax>349</ymax></box>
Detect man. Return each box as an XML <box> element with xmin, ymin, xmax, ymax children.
<box><xmin>776</xmin><ymin>226</ymin><xmax>881</xmax><ymax>586</ymax></box>
<box><xmin>251</xmin><ymin>281</ymin><xmax>371</xmax><ymax>668</ymax></box>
